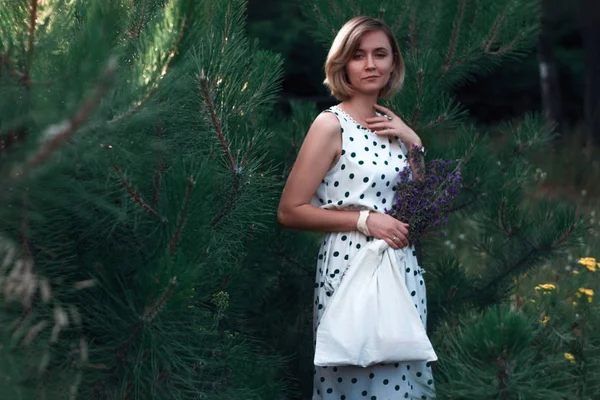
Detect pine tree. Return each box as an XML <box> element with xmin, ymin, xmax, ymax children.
<box><xmin>0</xmin><ymin>0</ymin><xmax>287</xmax><ymax>398</ymax></box>
<box><xmin>260</xmin><ymin>0</ymin><xmax>593</xmax><ymax>398</ymax></box>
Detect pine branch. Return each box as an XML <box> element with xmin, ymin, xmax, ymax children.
<box><xmin>169</xmin><ymin>176</ymin><xmax>194</xmax><ymax>257</ymax></box>
<box><xmin>206</xmin><ymin>0</ymin><xmax>215</xmax><ymax>27</ymax></box>
<box><xmin>328</xmin><ymin>0</ymin><xmax>344</xmax><ymax>19</ymax></box>
<box><xmin>152</xmin><ymin>127</ymin><xmax>164</xmax><ymax>207</ymax></box>
<box><xmin>475</xmin><ymin>242</ymin><xmax>502</xmax><ymax>263</ymax></box>
<box><xmin>20</xmin><ymin>198</ymin><xmax>31</xmax><ymax>260</ymax></box>
<box><xmin>92</xmin><ymin>277</ymin><xmax>178</xmax><ymax>396</ymax></box>
<box><xmin>10</xmin><ymin>58</ymin><xmax>117</xmax><ymax>179</ymax></box>
<box><xmin>113</xmin><ymin>165</ymin><xmax>163</xmax><ymax>221</ymax></box>
<box><xmin>0</xmin><ymin>52</ymin><xmax>27</xmax><ymax>84</ymax></box>
<box><xmin>499</xmin><ymin>198</ymin><xmax>513</xmax><ymax>236</ymax></box>
<box><xmin>0</xmin><ymin>52</ymin><xmax>54</xmax><ymax>86</ymax></box>
<box><xmin>496</xmin><ymin>354</ymin><xmax>509</xmax><ymax>399</ymax></box>
<box><xmin>552</xmin><ymin>222</ymin><xmax>576</xmax><ymax>248</ymax></box>
<box><xmin>11</xmin><ymin>198</ymin><xmax>36</xmax><ymax>317</ymax></box>
<box><xmin>409</xmin><ymin>9</ymin><xmax>418</xmax><ymax>51</ymax></box>
<box><xmin>141</xmin><ymin>277</ymin><xmax>178</xmax><ymax>322</ymax></box>
<box><xmin>410</xmin><ymin>68</ymin><xmax>424</xmax><ymax>125</ymax></box>
<box><xmin>132</xmin><ymin>0</ymin><xmax>149</xmax><ymax>40</ymax></box>
<box><xmin>0</xmin><ymin>126</ymin><xmax>27</xmax><ymax>154</ymax></box>
<box><xmin>198</xmin><ymin>69</ymin><xmax>236</xmax><ymax>170</ymax></box>
<box><xmin>420</xmin><ymin>113</ymin><xmax>448</xmax><ymax>130</ymax></box>
<box><xmin>482</xmin><ymin>0</ymin><xmax>515</xmax><ymax>54</ymax></box>
<box><xmin>448</xmin><ymin>183</ymin><xmax>481</xmax><ymax>213</ymax></box>
<box><xmin>462</xmin><ymin>247</ymin><xmax>537</xmax><ymax>305</ymax></box>
<box><xmin>483</xmin><ymin>0</ymin><xmax>523</xmax><ymax>56</ymax></box>
<box><xmin>0</xmin><ymin>51</ymin><xmax>57</xmax><ymax>86</ymax></box>
<box><xmin>443</xmin><ymin>0</ymin><xmax>466</xmax><ymax>71</ymax></box>
<box><xmin>312</xmin><ymin>5</ymin><xmax>337</xmax><ymax>36</ymax></box>
<box><xmin>210</xmin><ymin>173</ymin><xmax>240</xmax><ymax>227</ymax></box>
<box><xmin>456</xmin><ymin>216</ymin><xmax>579</xmax><ymax>306</ymax></box>
<box><xmin>273</xmin><ymin>242</ymin><xmax>314</xmax><ymax>277</ymax></box>
<box><xmin>392</xmin><ymin>0</ymin><xmax>412</xmax><ymax>32</ymax></box>
<box><xmin>223</xmin><ymin>2</ymin><xmax>232</xmax><ymax>45</ymax></box>
<box><xmin>485</xmin><ymin>29</ymin><xmax>524</xmax><ymax>56</ymax></box>
<box><xmin>241</xmin><ymin>136</ymin><xmax>253</xmax><ymax>168</ymax></box>
<box><xmin>109</xmin><ymin>7</ymin><xmax>190</xmax><ymax>125</ymax></box>
<box><xmin>347</xmin><ymin>0</ymin><xmax>360</xmax><ymax>16</ymax></box>
<box><xmin>24</xmin><ymin>0</ymin><xmax>39</xmax><ymax>86</ymax></box>
<box><xmin>218</xmin><ymin>225</ymin><xmax>255</xmax><ymax>291</ymax></box>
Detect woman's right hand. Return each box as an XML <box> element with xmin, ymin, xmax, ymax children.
<box><xmin>366</xmin><ymin>212</ymin><xmax>410</xmax><ymax>249</ymax></box>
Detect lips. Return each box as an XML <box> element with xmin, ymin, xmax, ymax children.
<box><xmin>363</xmin><ymin>75</ymin><xmax>380</xmax><ymax>80</ymax></box>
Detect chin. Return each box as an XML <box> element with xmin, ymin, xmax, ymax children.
<box><xmin>357</xmin><ymin>86</ymin><xmax>384</xmax><ymax>96</ymax></box>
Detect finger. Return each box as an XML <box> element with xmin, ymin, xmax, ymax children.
<box><xmin>373</xmin><ymin>103</ymin><xmax>392</xmax><ymax>114</ymax></box>
<box><xmin>366</xmin><ymin>121</ymin><xmax>390</xmax><ymax>130</ymax></box>
<box><xmin>372</xmin><ymin>128</ymin><xmax>394</xmax><ymax>136</ymax></box>
<box><xmin>396</xmin><ymin>225</ymin><xmax>409</xmax><ymax>236</ymax></box>
<box><xmin>383</xmin><ymin>238</ymin><xmax>399</xmax><ymax>249</ymax></box>
<box><xmin>365</xmin><ymin>116</ymin><xmax>390</xmax><ymax>123</ymax></box>
<box><xmin>400</xmin><ymin>233</ymin><xmax>410</xmax><ymax>246</ymax></box>
<box><xmin>392</xmin><ymin>231</ymin><xmax>406</xmax><ymax>247</ymax></box>
<box><xmin>387</xmin><ymin>231</ymin><xmax>403</xmax><ymax>248</ymax></box>
<box><xmin>392</xmin><ymin>231</ymin><xmax>408</xmax><ymax>248</ymax></box>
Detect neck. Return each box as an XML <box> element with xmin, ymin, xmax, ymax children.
<box><xmin>342</xmin><ymin>94</ymin><xmax>379</xmax><ymax>123</ymax></box>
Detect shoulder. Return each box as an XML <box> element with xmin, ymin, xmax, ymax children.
<box><xmin>307</xmin><ymin>109</ymin><xmax>341</xmax><ymax>139</ymax></box>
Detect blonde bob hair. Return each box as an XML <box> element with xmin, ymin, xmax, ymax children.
<box><xmin>324</xmin><ymin>16</ymin><xmax>405</xmax><ymax>101</ymax></box>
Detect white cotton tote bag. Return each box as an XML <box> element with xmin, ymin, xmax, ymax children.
<box><xmin>314</xmin><ymin>239</ymin><xmax>438</xmax><ymax>367</ymax></box>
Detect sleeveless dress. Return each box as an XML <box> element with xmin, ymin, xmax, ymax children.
<box><xmin>310</xmin><ymin>105</ymin><xmax>435</xmax><ymax>400</ymax></box>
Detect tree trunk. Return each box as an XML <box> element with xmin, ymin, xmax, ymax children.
<box><xmin>580</xmin><ymin>0</ymin><xmax>600</xmax><ymax>151</ymax></box>
<box><xmin>538</xmin><ymin>0</ymin><xmax>563</xmax><ymax>134</ymax></box>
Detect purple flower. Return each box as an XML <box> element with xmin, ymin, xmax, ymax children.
<box><xmin>387</xmin><ymin>146</ymin><xmax>463</xmax><ymax>245</ymax></box>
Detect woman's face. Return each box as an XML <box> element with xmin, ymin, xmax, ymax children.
<box><xmin>345</xmin><ymin>30</ymin><xmax>394</xmax><ymax>96</ymax></box>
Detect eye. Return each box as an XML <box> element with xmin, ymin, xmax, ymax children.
<box><xmin>375</xmin><ymin>53</ymin><xmax>387</xmax><ymax>58</ymax></box>
<box><xmin>352</xmin><ymin>53</ymin><xmax>364</xmax><ymax>59</ymax></box>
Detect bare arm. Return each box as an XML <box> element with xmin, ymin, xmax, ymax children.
<box><xmin>277</xmin><ymin>112</ymin><xmax>360</xmax><ymax>232</ymax></box>
<box><xmin>277</xmin><ymin>112</ymin><xmax>410</xmax><ymax>248</ymax></box>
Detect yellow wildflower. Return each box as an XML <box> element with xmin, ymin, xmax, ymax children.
<box><xmin>573</xmin><ymin>301</ymin><xmax>578</xmax><ymax>306</ymax></box>
<box><xmin>578</xmin><ymin>257</ymin><xmax>596</xmax><ymax>272</ymax></box>
<box><xmin>573</xmin><ymin>270</ymin><xmax>580</xmax><ymax>275</ymax></box>
<box><xmin>539</xmin><ymin>315</ymin><xmax>550</xmax><ymax>324</ymax></box>
<box><xmin>578</xmin><ymin>288</ymin><xmax>594</xmax><ymax>303</ymax></box>
<box><xmin>535</xmin><ymin>283</ymin><xmax>556</xmax><ymax>291</ymax></box>
<box><xmin>564</xmin><ymin>352</ymin><xmax>576</xmax><ymax>364</ymax></box>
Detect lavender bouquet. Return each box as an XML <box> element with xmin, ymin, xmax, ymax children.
<box><xmin>387</xmin><ymin>145</ymin><xmax>463</xmax><ymax>245</ymax></box>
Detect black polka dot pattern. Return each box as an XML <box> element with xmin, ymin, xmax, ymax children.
<box><xmin>311</xmin><ymin>106</ymin><xmax>434</xmax><ymax>399</ymax></box>
<box><xmin>312</xmin><ymin>106</ymin><xmax>409</xmax><ymax>214</ymax></box>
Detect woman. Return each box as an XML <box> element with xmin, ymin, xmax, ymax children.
<box><xmin>277</xmin><ymin>16</ymin><xmax>435</xmax><ymax>400</ymax></box>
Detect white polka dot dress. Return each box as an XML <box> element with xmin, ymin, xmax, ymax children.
<box><xmin>310</xmin><ymin>105</ymin><xmax>435</xmax><ymax>400</ymax></box>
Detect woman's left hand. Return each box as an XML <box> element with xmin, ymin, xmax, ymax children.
<box><xmin>366</xmin><ymin>104</ymin><xmax>422</xmax><ymax>148</ymax></box>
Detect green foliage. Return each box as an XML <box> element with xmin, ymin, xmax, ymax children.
<box><xmin>0</xmin><ymin>0</ymin><xmax>287</xmax><ymax>398</ymax></box>
<box><xmin>433</xmin><ymin>306</ymin><xmax>571</xmax><ymax>399</ymax></box>
<box><xmin>1</xmin><ymin>0</ymin><xmax>596</xmax><ymax>399</ymax></box>
<box><xmin>264</xmin><ymin>0</ymin><xmax>593</xmax><ymax>398</ymax></box>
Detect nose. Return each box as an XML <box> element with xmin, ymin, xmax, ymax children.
<box><xmin>365</xmin><ymin>54</ymin><xmax>376</xmax><ymax>70</ymax></box>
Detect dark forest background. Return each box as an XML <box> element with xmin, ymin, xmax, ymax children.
<box><xmin>1</xmin><ymin>1</ymin><xmax>599</xmax><ymax>399</ymax></box>
<box><xmin>247</xmin><ymin>0</ymin><xmax>592</xmax><ymax>137</ymax></box>
<box><xmin>247</xmin><ymin>0</ymin><xmax>600</xmax><ymax>200</ymax></box>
